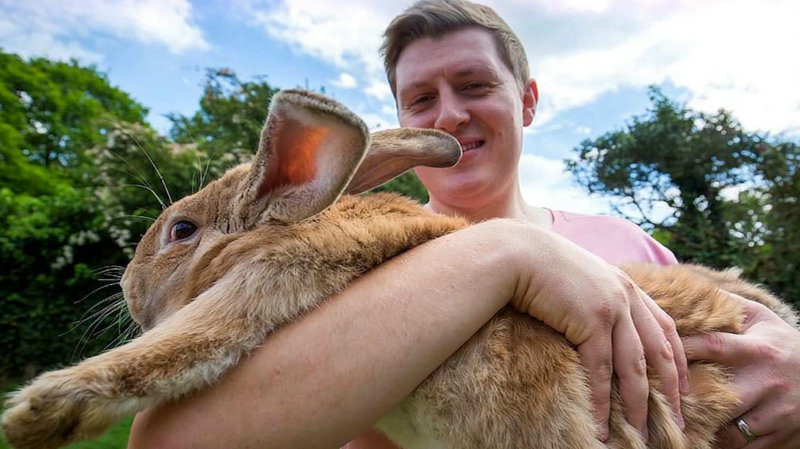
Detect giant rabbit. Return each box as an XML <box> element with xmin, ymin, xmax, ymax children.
<box><xmin>3</xmin><ymin>90</ymin><xmax>797</xmax><ymax>449</ymax></box>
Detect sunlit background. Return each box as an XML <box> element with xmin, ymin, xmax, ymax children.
<box><xmin>1</xmin><ymin>0</ymin><xmax>798</xmax><ymax>214</ymax></box>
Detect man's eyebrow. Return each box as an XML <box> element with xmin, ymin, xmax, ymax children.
<box><xmin>453</xmin><ymin>66</ymin><xmax>498</xmax><ymax>78</ymax></box>
<box><xmin>402</xmin><ymin>67</ymin><xmax>499</xmax><ymax>90</ymax></box>
<box><xmin>405</xmin><ymin>80</ymin><xmax>431</xmax><ymax>91</ymax></box>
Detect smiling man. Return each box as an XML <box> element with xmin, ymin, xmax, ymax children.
<box><xmin>127</xmin><ymin>2</ymin><xmax>800</xmax><ymax>449</ymax></box>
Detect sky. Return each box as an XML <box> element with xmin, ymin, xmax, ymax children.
<box><xmin>1</xmin><ymin>0</ymin><xmax>798</xmax><ymax>214</ymax></box>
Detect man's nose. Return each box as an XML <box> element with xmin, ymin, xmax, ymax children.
<box><xmin>434</xmin><ymin>90</ymin><xmax>468</xmax><ymax>133</ymax></box>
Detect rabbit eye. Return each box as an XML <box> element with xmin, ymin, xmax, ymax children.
<box><xmin>169</xmin><ymin>221</ymin><xmax>197</xmax><ymax>242</ymax></box>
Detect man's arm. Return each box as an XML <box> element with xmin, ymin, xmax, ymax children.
<box><xmin>127</xmin><ymin>219</ymin><xmax>682</xmax><ymax>448</ymax></box>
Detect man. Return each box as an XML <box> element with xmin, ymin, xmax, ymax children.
<box><xmin>128</xmin><ymin>1</ymin><xmax>800</xmax><ymax>448</ymax></box>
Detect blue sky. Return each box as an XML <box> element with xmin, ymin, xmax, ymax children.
<box><xmin>1</xmin><ymin>0</ymin><xmax>798</xmax><ymax>214</ymax></box>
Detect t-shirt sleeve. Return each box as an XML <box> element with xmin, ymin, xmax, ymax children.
<box><xmin>612</xmin><ymin>219</ymin><xmax>678</xmax><ymax>266</ymax></box>
<box><xmin>549</xmin><ymin>211</ymin><xmax>678</xmax><ymax>266</ymax></box>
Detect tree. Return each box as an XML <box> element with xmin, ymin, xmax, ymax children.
<box><xmin>168</xmin><ymin>69</ymin><xmax>279</xmax><ymax>174</ymax></box>
<box><xmin>0</xmin><ymin>50</ymin><xmax>161</xmax><ymax>378</ymax></box>
<box><xmin>751</xmin><ymin>141</ymin><xmax>800</xmax><ymax>302</ymax></box>
<box><xmin>0</xmin><ymin>51</ymin><xmax>148</xmax><ymax>189</ymax></box>
<box><xmin>568</xmin><ymin>88</ymin><xmax>800</xmax><ymax>304</ymax></box>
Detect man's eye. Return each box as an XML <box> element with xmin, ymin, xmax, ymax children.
<box><xmin>464</xmin><ymin>82</ymin><xmax>488</xmax><ymax>91</ymax></box>
<box><xmin>410</xmin><ymin>94</ymin><xmax>435</xmax><ymax>106</ymax></box>
<box><xmin>169</xmin><ymin>221</ymin><xmax>197</xmax><ymax>242</ymax></box>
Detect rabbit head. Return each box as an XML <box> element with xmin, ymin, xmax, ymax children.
<box><xmin>121</xmin><ymin>89</ymin><xmax>461</xmax><ymax>331</ymax></box>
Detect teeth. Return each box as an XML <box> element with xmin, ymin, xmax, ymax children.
<box><xmin>462</xmin><ymin>141</ymin><xmax>482</xmax><ymax>151</ymax></box>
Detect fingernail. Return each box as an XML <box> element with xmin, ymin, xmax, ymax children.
<box><xmin>597</xmin><ymin>421</ymin><xmax>609</xmax><ymax>442</ymax></box>
<box><xmin>675</xmin><ymin>410</ymin><xmax>686</xmax><ymax>430</ymax></box>
<box><xmin>641</xmin><ymin>425</ymin><xmax>649</xmax><ymax>443</ymax></box>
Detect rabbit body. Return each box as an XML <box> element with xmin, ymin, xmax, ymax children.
<box><xmin>3</xmin><ymin>90</ymin><xmax>798</xmax><ymax>449</ymax></box>
<box><xmin>376</xmin><ymin>261</ymin><xmax>798</xmax><ymax>449</ymax></box>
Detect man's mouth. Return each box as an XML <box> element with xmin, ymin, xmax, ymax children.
<box><xmin>461</xmin><ymin>141</ymin><xmax>484</xmax><ymax>152</ymax></box>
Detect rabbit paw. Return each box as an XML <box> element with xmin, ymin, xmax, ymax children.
<box><xmin>2</xmin><ymin>369</ymin><xmax>120</xmax><ymax>449</ymax></box>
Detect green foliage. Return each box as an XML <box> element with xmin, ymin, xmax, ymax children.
<box><xmin>0</xmin><ymin>51</ymin><xmax>147</xmax><ymax>186</ymax></box>
<box><xmin>0</xmin><ymin>420</ymin><xmax>132</xmax><ymax>449</ymax></box>
<box><xmin>168</xmin><ymin>69</ymin><xmax>279</xmax><ymax>175</ymax></box>
<box><xmin>0</xmin><ymin>54</ymin><xmax>430</xmax><ymax>379</ymax></box>
<box><xmin>89</xmin><ymin>121</ymin><xmax>208</xmax><ymax>256</ymax></box>
<box><xmin>0</xmin><ymin>184</ymin><xmax>128</xmax><ymax>377</ymax></box>
<box><xmin>371</xmin><ymin>171</ymin><xmax>429</xmax><ymax>203</ymax></box>
<box><xmin>750</xmin><ymin>142</ymin><xmax>800</xmax><ymax>302</ymax></box>
<box><xmin>568</xmin><ymin>87</ymin><xmax>800</xmax><ymax>304</ymax></box>
<box><xmin>0</xmin><ymin>50</ymin><xmax>153</xmax><ymax>377</ymax></box>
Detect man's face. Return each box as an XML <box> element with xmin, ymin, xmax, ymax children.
<box><xmin>395</xmin><ymin>27</ymin><xmax>536</xmax><ymax>208</ymax></box>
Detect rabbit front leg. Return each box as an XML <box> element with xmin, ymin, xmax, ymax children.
<box><xmin>2</xmin><ymin>273</ymin><xmax>283</xmax><ymax>449</ymax></box>
<box><xmin>2</xmin><ymin>359</ymin><xmax>154</xmax><ymax>449</ymax></box>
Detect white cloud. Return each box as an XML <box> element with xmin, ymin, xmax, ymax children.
<box><xmin>240</xmin><ymin>0</ymin><xmax>403</xmax><ymax>110</ymax></box>
<box><xmin>529</xmin><ymin>0</ymin><xmax>616</xmax><ymax>15</ymax></box>
<box><xmin>331</xmin><ymin>72</ymin><xmax>358</xmax><ymax>89</ymax></box>
<box><xmin>358</xmin><ymin>112</ymin><xmax>399</xmax><ymax>132</ymax></box>
<box><xmin>241</xmin><ymin>0</ymin><xmax>798</xmax><ymax>136</ymax></box>
<box><xmin>0</xmin><ymin>17</ymin><xmax>104</xmax><ymax>62</ymax></box>
<box><xmin>363</xmin><ymin>78</ymin><xmax>393</xmax><ymax>102</ymax></box>
<box><xmin>518</xmin><ymin>153</ymin><xmax>612</xmax><ymax>215</ymax></box>
<box><xmin>246</xmin><ymin>0</ymin><xmax>399</xmax><ymax>73</ymax></box>
<box><xmin>0</xmin><ymin>0</ymin><xmax>209</xmax><ymax>62</ymax></box>
<box><xmin>532</xmin><ymin>0</ymin><xmax>800</xmax><ymax>135</ymax></box>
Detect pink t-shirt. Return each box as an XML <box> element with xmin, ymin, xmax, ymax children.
<box><xmin>548</xmin><ymin>209</ymin><xmax>678</xmax><ymax>266</ymax></box>
<box><xmin>344</xmin><ymin>211</ymin><xmax>677</xmax><ymax>449</ymax></box>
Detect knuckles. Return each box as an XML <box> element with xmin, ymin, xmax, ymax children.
<box><xmin>753</xmin><ymin>340</ymin><xmax>789</xmax><ymax>366</ymax></box>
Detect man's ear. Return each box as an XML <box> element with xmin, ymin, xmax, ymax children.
<box><xmin>236</xmin><ymin>90</ymin><xmax>369</xmax><ymax>225</ymax></box>
<box><xmin>522</xmin><ymin>78</ymin><xmax>538</xmax><ymax>127</ymax></box>
<box><xmin>345</xmin><ymin>128</ymin><xmax>461</xmax><ymax>195</ymax></box>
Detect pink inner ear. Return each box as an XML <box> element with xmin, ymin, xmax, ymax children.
<box><xmin>258</xmin><ymin>124</ymin><xmax>329</xmax><ymax>197</ymax></box>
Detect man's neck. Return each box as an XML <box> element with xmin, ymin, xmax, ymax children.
<box><xmin>426</xmin><ymin>184</ymin><xmax>552</xmax><ymax>228</ymax></box>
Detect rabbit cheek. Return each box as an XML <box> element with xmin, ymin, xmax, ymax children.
<box><xmin>120</xmin><ymin>266</ymin><xmax>152</xmax><ymax>327</ymax></box>
<box><xmin>144</xmin><ymin>266</ymin><xmax>197</xmax><ymax>327</ymax></box>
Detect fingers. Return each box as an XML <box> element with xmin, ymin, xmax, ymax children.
<box><xmin>716</xmin><ymin>419</ymin><xmax>755</xmax><ymax>449</ymax></box>
<box><xmin>682</xmin><ymin>332</ymin><xmax>753</xmax><ymax>364</ymax></box>
<box><xmin>722</xmin><ymin>291</ymin><xmax>782</xmax><ymax>329</ymax></box>
<box><xmin>632</xmin><ymin>291</ymin><xmax>686</xmax><ymax>429</ymax></box>
<box><xmin>644</xmin><ymin>292</ymin><xmax>691</xmax><ymax>395</ymax></box>
<box><xmin>715</xmin><ymin>415</ymin><xmax>787</xmax><ymax>449</ymax></box>
<box><xmin>577</xmin><ymin>280</ymin><xmax>682</xmax><ymax>443</ymax></box>
<box><xmin>578</xmin><ymin>335</ymin><xmax>613</xmax><ymax>441</ymax></box>
<box><xmin>744</xmin><ymin>433</ymin><xmax>792</xmax><ymax>449</ymax></box>
<box><xmin>612</xmin><ymin>310</ymin><xmax>649</xmax><ymax>441</ymax></box>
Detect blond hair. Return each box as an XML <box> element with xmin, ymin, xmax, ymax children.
<box><xmin>381</xmin><ymin>0</ymin><xmax>530</xmax><ymax>97</ymax></box>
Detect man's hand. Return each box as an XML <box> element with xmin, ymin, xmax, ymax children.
<box><xmin>510</xmin><ymin>229</ymin><xmax>688</xmax><ymax>441</ymax></box>
<box><xmin>683</xmin><ymin>293</ymin><xmax>800</xmax><ymax>449</ymax></box>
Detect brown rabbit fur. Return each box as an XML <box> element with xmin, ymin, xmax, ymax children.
<box><xmin>2</xmin><ymin>90</ymin><xmax>798</xmax><ymax>449</ymax></box>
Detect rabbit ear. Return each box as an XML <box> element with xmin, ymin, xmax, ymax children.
<box><xmin>238</xmin><ymin>89</ymin><xmax>369</xmax><ymax>224</ymax></box>
<box><xmin>344</xmin><ymin>128</ymin><xmax>462</xmax><ymax>195</ymax></box>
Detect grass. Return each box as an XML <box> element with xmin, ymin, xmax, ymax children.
<box><xmin>0</xmin><ymin>419</ymin><xmax>133</xmax><ymax>449</ymax></box>
<box><xmin>0</xmin><ymin>382</ymin><xmax>132</xmax><ymax>449</ymax></box>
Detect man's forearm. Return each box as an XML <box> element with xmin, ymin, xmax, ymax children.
<box><xmin>127</xmin><ymin>220</ymin><xmax>525</xmax><ymax>449</ymax></box>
